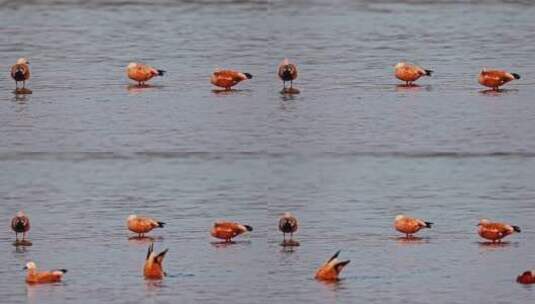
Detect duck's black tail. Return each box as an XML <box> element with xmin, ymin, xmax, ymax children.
<box><xmin>243</xmin><ymin>73</ymin><xmax>253</xmax><ymax>79</ymax></box>
<box><xmin>513</xmin><ymin>225</ymin><xmax>521</xmax><ymax>233</ymax></box>
<box><xmin>511</xmin><ymin>73</ymin><xmax>520</xmax><ymax>80</ymax></box>
<box><xmin>243</xmin><ymin>224</ymin><xmax>253</xmax><ymax>231</ymax></box>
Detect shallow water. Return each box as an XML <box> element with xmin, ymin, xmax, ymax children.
<box><xmin>1</xmin><ymin>1</ymin><xmax>535</xmax><ymax>303</ymax></box>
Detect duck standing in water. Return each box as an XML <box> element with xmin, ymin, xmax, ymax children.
<box><xmin>126</xmin><ymin>62</ymin><xmax>165</xmax><ymax>86</ymax></box>
<box><xmin>210</xmin><ymin>69</ymin><xmax>252</xmax><ymax>90</ymax></box>
<box><xmin>210</xmin><ymin>221</ymin><xmax>252</xmax><ymax>242</ymax></box>
<box><xmin>477</xmin><ymin>219</ymin><xmax>520</xmax><ymax>243</ymax></box>
<box><xmin>11</xmin><ymin>211</ymin><xmax>31</xmax><ymax>245</ymax></box>
<box><xmin>278</xmin><ymin>59</ymin><xmax>299</xmax><ymax>94</ymax></box>
<box><xmin>279</xmin><ymin>212</ymin><xmax>299</xmax><ymax>246</ymax></box>
<box><xmin>127</xmin><ymin>214</ymin><xmax>165</xmax><ymax>238</ymax></box>
<box><xmin>478</xmin><ymin>69</ymin><xmax>520</xmax><ymax>91</ymax></box>
<box><xmin>11</xmin><ymin>58</ymin><xmax>31</xmax><ymax>92</ymax></box>
<box><xmin>393</xmin><ymin>214</ymin><xmax>433</xmax><ymax>239</ymax></box>
<box><xmin>394</xmin><ymin>62</ymin><xmax>432</xmax><ymax>86</ymax></box>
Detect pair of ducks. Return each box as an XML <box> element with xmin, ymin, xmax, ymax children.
<box><xmin>21</xmin><ymin>245</ymin><xmax>166</xmax><ymax>283</ymax></box>
<box><xmin>126</xmin><ymin>59</ymin><xmax>298</xmax><ymax>92</ymax></box>
<box><xmin>394</xmin><ymin>214</ymin><xmax>521</xmax><ymax>243</ymax></box>
<box><xmin>394</xmin><ymin>62</ymin><xmax>520</xmax><ymax>90</ymax></box>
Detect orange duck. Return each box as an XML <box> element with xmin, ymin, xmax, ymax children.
<box><xmin>517</xmin><ymin>270</ymin><xmax>535</xmax><ymax>284</ymax></box>
<box><xmin>24</xmin><ymin>262</ymin><xmax>67</xmax><ymax>284</ymax></box>
<box><xmin>394</xmin><ymin>62</ymin><xmax>432</xmax><ymax>85</ymax></box>
<box><xmin>127</xmin><ymin>214</ymin><xmax>165</xmax><ymax>238</ymax></box>
<box><xmin>127</xmin><ymin>62</ymin><xmax>165</xmax><ymax>86</ymax></box>
<box><xmin>478</xmin><ymin>69</ymin><xmax>520</xmax><ymax>90</ymax></box>
<box><xmin>143</xmin><ymin>243</ymin><xmax>168</xmax><ymax>280</ymax></box>
<box><xmin>394</xmin><ymin>214</ymin><xmax>432</xmax><ymax>238</ymax></box>
<box><xmin>477</xmin><ymin>219</ymin><xmax>520</xmax><ymax>243</ymax></box>
<box><xmin>315</xmin><ymin>250</ymin><xmax>350</xmax><ymax>281</ymax></box>
<box><xmin>210</xmin><ymin>221</ymin><xmax>252</xmax><ymax>242</ymax></box>
<box><xmin>210</xmin><ymin>69</ymin><xmax>252</xmax><ymax>90</ymax></box>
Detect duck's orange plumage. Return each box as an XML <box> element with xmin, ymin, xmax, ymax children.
<box><xmin>127</xmin><ymin>62</ymin><xmax>165</xmax><ymax>85</ymax></box>
<box><xmin>127</xmin><ymin>215</ymin><xmax>165</xmax><ymax>237</ymax></box>
<box><xmin>210</xmin><ymin>70</ymin><xmax>252</xmax><ymax>90</ymax></box>
<box><xmin>478</xmin><ymin>69</ymin><xmax>520</xmax><ymax>90</ymax></box>
<box><xmin>314</xmin><ymin>250</ymin><xmax>350</xmax><ymax>281</ymax></box>
<box><xmin>210</xmin><ymin>221</ymin><xmax>253</xmax><ymax>242</ymax></box>
<box><xmin>394</xmin><ymin>62</ymin><xmax>432</xmax><ymax>85</ymax></box>
<box><xmin>143</xmin><ymin>243</ymin><xmax>168</xmax><ymax>280</ymax></box>
<box><xmin>24</xmin><ymin>262</ymin><xmax>67</xmax><ymax>284</ymax></box>
<box><xmin>517</xmin><ymin>270</ymin><xmax>535</xmax><ymax>284</ymax></box>
<box><xmin>394</xmin><ymin>214</ymin><xmax>432</xmax><ymax>238</ymax></box>
<box><xmin>477</xmin><ymin>219</ymin><xmax>520</xmax><ymax>243</ymax></box>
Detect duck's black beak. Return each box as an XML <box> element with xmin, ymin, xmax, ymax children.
<box><xmin>23</xmin><ymin>266</ymin><xmax>28</xmax><ymax>270</ymax></box>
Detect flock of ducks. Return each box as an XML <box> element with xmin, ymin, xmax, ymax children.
<box><xmin>5</xmin><ymin>56</ymin><xmax>528</xmax><ymax>289</ymax></box>
<box><xmin>10</xmin><ymin>210</ymin><xmax>532</xmax><ymax>284</ymax></box>
<box><xmin>9</xmin><ymin>57</ymin><xmax>521</xmax><ymax>94</ymax></box>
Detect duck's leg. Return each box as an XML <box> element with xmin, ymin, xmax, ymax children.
<box><xmin>23</xmin><ymin>81</ymin><xmax>26</xmax><ymax>89</ymax></box>
<box><xmin>290</xmin><ymin>80</ymin><xmax>293</xmax><ymax>89</ymax></box>
<box><xmin>283</xmin><ymin>81</ymin><xmax>286</xmax><ymax>89</ymax></box>
<box><xmin>22</xmin><ymin>232</ymin><xmax>26</xmax><ymax>241</ymax></box>
<box><xmin>15</xmin><ymin>232</ymin><xmax>19</xmax><ymax>241</ymax></box>
<box><xmin>290</xmin><ymin>232</ymin><xmax>293</xmax><ymax>241</ymax></box>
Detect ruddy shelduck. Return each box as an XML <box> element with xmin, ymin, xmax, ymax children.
<box><xmin>278</xmin><ymin>59</ymin><xmax>298</xmax><ymax>89</ymax></box>
<box><xmin>127</xmin><ymin>214</ymin><xmax>165</xmax><ymax>238</ymax></box>
<box><xmin>394</xmin><ymin>214</ymin><xmax>433</xmax><ymax>238</ymax></box>
<box><xmin>143</xmin><ymin>243</ymin><xmax>168</xmax><ymax>280</ymax></box>
<box><xmin>394</xmin><ymin>62</ymin><xmax>432</xmax><ymax>85</ymax></box>
<box><xmin>314</xmin><ymin>250</ymin><xmax>350</xmax><ymax>281</ymax></box>
<box><xmin>11</xmin><ymin>210</ymin><xmax>30</xmax><ymax>242</ymax></box>
<box><xmin>210</xmin><ymin>69</ymin><xmax>252</xmax><ymax>90</ymax></box>
<box><xmin>478</xmin><ymin>69</ymin><xmax>520</xmax><ymax>91</ymax></box>
<box><xmin>11</xmin><ymin>58</ymin><xmax>31</xmax><ymax>89</ymax></box>
<box><xmin>517</xmin><ymin>270</ymin><xmax>535</xmax><ymax>284</ymax></box>
<box><xmin>279</xmin><ymin>212</ymin><xmax>298</xmax><ymax>244</ymax></box>
<box><xmin>210</xmin><ymin>221</ymin><xmax>253</xmax><ymax>242</ymax></box>
<box><xmin>126</xmin><ymin>62</ymin><xmax>165</xmax><ymax>86</ymax></box>
<box><xmin>477</xmin><ymin>219</ymin><xmax>520</xmax><ymax>243</ymax></box>
<box><xmin>24</xmin><ymin>262</ymin><xmax>67</xmax><ymax>284</ymax></box>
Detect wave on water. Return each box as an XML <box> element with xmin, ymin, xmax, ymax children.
<box><xmin>0</xmin><ymin>151</ymin><xmax>534</xmax><ymax>161</ymax></box>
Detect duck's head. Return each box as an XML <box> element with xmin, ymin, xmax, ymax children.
<box><xmin>24</xmin><ymin>261</ymin><xmax>36</xmax><ymax>270</ymax></box>
<box><xmin>16</xmin><ymin>58</ymin><xmax>29</xmax><ymax>65</ymax></box>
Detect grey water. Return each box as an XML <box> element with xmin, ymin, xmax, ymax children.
<box><xmin>1</xmin><ymin>1</ymin><xmax>535</xmax><ymax>303</ymax></box>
